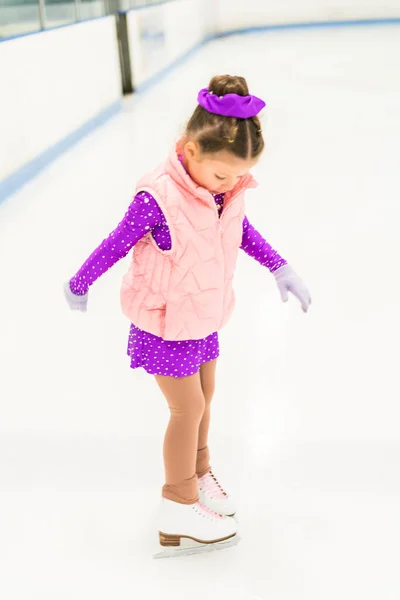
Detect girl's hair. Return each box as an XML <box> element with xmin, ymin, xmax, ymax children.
<box><xmin>186</xmin><ymin>75</ymin><xmax>265</xmax><ymax>160</ymax></box>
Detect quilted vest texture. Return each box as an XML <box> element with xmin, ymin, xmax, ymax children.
<box><xmin>120</xmin><ymin>145</ymin><xmax>257</xmax><ymax>341</ymax></box>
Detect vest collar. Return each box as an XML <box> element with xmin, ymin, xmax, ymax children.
<box><xmin>165</xmin><ymin>143</ymin><xmax>258</xmax><ymax>206</ymax></box>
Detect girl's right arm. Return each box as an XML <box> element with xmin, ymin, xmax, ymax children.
<box><xmin>65</xmin><ymin>191</ymin><xmax>165</xmax><ymax>309</ymax></box>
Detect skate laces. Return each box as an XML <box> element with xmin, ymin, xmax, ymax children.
<box><xmin>199</xmin><ymin>471</ymin><xmax>227</xmax><ymax>500</ymax></box>
<box><xmin>193</xmin><ymin>502</ymin><xmax>225</xmax><ymax>520</ymax></box>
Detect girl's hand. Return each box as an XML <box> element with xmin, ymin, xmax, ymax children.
<box><xmin>273</xmin><ymin>265</ymin><xmax>311</xmax><ymax>313</ymax></box>
<box><xmin>64</xmin><ymin>281</ymin><xmax>88</xmax><ymax>312</ymax></box>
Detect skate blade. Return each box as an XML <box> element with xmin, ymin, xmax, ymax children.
<box><xmin>153</xmin><ymin>534</ymin><xmax>240</xmax><ymax>559</ymax></box>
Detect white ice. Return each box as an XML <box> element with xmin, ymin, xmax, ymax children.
<box><xmin>1</xmin><ymin>24</ymin><xmax>400</xmax><ymax>600</ymax></box>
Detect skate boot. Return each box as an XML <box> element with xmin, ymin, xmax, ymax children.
<box><xmin>155</xmin><ymin>499</ymin><xmax>239</xmax><ymax>559</ymax></box>
<box><xmin>198</xmin><ymin>471</ymin><xmax>236</xmax><ymax>517</ymax></box>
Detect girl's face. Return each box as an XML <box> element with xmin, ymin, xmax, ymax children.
<box><xmin>182</xmin><ymin>141</ymin><xmax>259</xmax><ymax>194</ymax></box>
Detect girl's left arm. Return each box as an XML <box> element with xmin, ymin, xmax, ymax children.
<box><xmin>241</xmin><ymin>216</ymin><xmax>311</xmax><ymax>312</ymax></box>
<box><xmin>240</xmin><ymin>215</ymin><xmax>287</xmax><ymax>272</ymax></box>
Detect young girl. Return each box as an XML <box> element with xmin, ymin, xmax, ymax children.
<box><xmin>64</xmin><ymin>75</ymin><xmax>311</xmax><ymax>557</ymax></box>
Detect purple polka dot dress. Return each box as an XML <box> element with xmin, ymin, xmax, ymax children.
<box><xmin>70</xmin><ymin>190</ymin><xmax>286</xmax><ymax>378</ymax></box>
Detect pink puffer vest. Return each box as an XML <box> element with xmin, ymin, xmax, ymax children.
<box><xmin>120</xmin><ymin>145</ymin><xmax>257</xmax><ymax>341</ymax></box>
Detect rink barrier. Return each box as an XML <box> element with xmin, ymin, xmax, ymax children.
<box><xmin>129</xmin><ymin>35</ymin><xmax>213</xmax><ymax>94</ymax></box>
<box><xmin>124</xmin><ymin>0</ymin><xmax>214</xmax><ymax>91</ymax></box>
<box><xmin>0</xmin><ymin>14</ymin><xmax>111</xmax><ymax>44</ymax></box>
<box><xmin>0</xmin><ymin>15</ymin><xmax>121</xmax><ymax>205</ymax></box>
<box><xmin>214</xmin><ymin>17</ymin><xmax>400</xmax><ymax>39</ymax></box>
<box><xmin>1</xmin><ymin>16</ymin><xmax>399</xmax><ymax>206</ymax></box>
<box><xmin>130</xmin><ymin>17</ymin><xmax>400</xmax><ymax>94</ymax></box>
<box><xmin>0</xmin><ymin>101</ymin><xmax>121</xmax><ymax>203</ymax></box>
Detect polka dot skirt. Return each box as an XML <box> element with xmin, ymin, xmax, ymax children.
<box><xmin>127</xmin><ymin>326</ymin><xmax>219</xmax><ymax>377</ymax></box>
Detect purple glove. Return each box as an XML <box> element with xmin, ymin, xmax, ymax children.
<box><xmin>274</xmin><ymin>265</ymin><xmax>311</xmax><ymax>313</ymax></box>
<box><xmin>64</xmin><ymin>282</ymin><xmax>88</xmax><ymax>312</ymax></box>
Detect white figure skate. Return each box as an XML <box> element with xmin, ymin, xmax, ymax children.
<box><xmin>198</xmin><ymin>471</ymin><xmax>237</xmax><ymax>517</ymax></box>
<box><xmin>154</xmin><ymin>499</ymin><xmax>239</xmax><ymax>559</ymax></box>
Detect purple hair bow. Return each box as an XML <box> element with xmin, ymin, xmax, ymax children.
<box><xmin>197</xmin><ymin>87</ymin><xmax>265</xmax><ymax>119</ymax></box>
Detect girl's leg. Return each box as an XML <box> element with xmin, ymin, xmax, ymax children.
<box><xmin>197</xmin><ymin>359</ymin><xmax>217</xmax><ymax>478</ymax></box>
<box><xmin>155</xmin><ymin>373</ymin><xmax>206</xmax><ymax>505</ymax></box>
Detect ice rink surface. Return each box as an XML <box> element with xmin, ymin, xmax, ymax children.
<box><xmin>1</xmin><ymin>23</ymin><xmax>400</xmax><ymax>600</ymax></box>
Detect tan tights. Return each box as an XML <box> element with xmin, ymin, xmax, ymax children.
<box><xmin>155</xmin><ymin>359</ymin><xmax>217</xmax><ymax>505</ymax></box>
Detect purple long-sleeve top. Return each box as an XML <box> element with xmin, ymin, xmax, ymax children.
<box><xmin>70</xmin><ymin>191</ymin><xmax>286</xmax><ymax>296</ymax></box>
<box><xmin>69</xmin><ymin>191</ymin><xmax>286</xmax><ymax>377</ymax></box>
